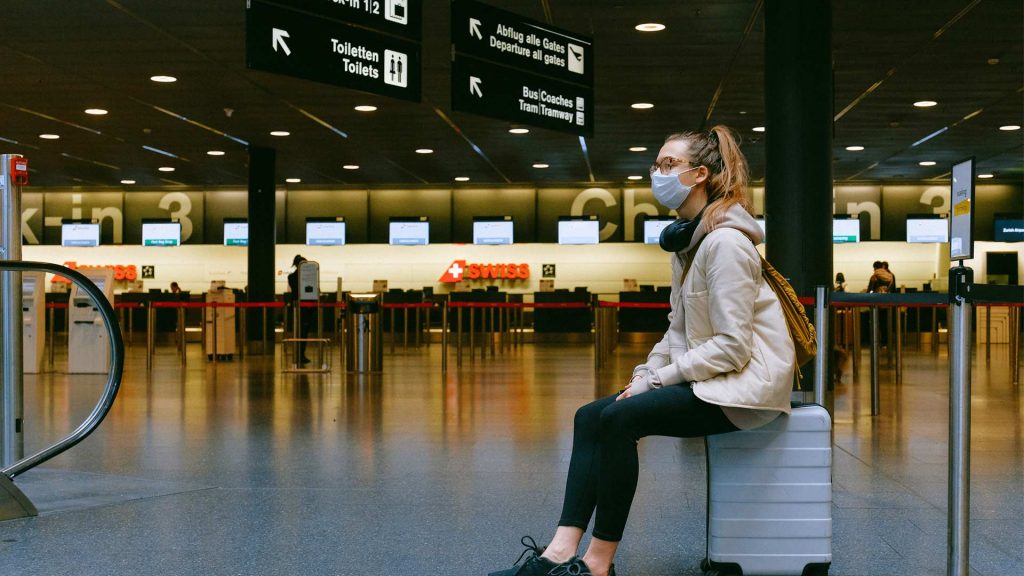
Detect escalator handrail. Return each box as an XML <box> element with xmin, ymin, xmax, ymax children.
<box><xmin>0</xmin><ymin>260</ymin><xmax>125</xmax><ymax>479</ymax></box>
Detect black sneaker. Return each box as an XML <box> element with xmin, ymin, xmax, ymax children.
<box><xmin>546</xmin><ymin>557</ymin><xmax>617</xmax><ymax>576</ymax></box>
<box><xmin>488</xmin><ymin>536</ymin><xmax>556</xmax><ymax>576</ymax></box>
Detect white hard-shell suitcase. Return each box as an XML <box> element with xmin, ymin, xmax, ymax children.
<box><xmin>702</xmin><ymin>403</ymin><xmax>832</xmax><ymax>576</ymax></box>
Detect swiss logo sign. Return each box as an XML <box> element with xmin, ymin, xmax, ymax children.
<box><xmin>439</xmin><ymin>259</ymin><xmax>530</xmax><ymax>283</ymax></box>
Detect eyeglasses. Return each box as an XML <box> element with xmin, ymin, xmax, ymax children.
<box><xmin>649</xmin><ymin>156</ymin><xmax>695</xmax><ymax>175</ymax></box>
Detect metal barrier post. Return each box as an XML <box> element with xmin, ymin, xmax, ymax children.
<box><xmin>814</xmin><ymin>286</ymin><xmax>827</xmax><ymax>407</ymax></box>
<box><xmin>871</xmin><ymin>305</ymin><xmax>880</xmax><ymax>416</ymax></box>
<box><xmin>178</xmin><ymin>306</ymin><xmax>187</xmax><ymax>367</ymax></box>
<box><xmin>456</xmin><ymin>306</ymin><xmax>463</xmax><ymax>367</ymax></box>
<box><xmin>441</xmin><ymin>301</ymin><xmax>448</xmax><ymax>373</ymax></box>
<box><xmin>947</xmin><ymin>266</ymin><xmax>972</xmax><ymax>576</ymax></box>
<box><xmin>47</xmin><ymin>305</ymin><xmax>55</xmax><ymax>368</ymax></box>
<box><xmin>469</xmin><ymin>307</ymin><xmax>476</xmax><ymax>363</ymax></box>
<box><xmin>146</xmin><ymin>304</ymin><xmax>154</xmax><ymax>371</ymax></box>
<box><xmin>852</xmin><ymin>307</ymin><xmax>861</xmax><ymax>380</ymax></box>
<box><xmin>389</xmin><ymin>306</ymin><xmax>396</xmax><ymax>353</ymax></box>
<box><xmin>1011</xmin><ymin>307</ymin><xmax>1020</xmax><ymax>385</ymax></box>
<box><xmin>593</xmin><ymin>297</ymin><xmax>601</xmax><ymax>370</ymax></box>
<box><xmin>985</xmin><ymin>305</ymin><xmax>991</xmax><ymax>363</ymax></box>
<box><xmin>895</xmin><ymin>305</ymin><xmax>903</xmax><ymax>384</ymax></box>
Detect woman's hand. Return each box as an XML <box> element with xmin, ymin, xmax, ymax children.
<box><xmin>617</xmin><ymin>370</ymin><xmax>660</xmax><ymax>401</ymax></box>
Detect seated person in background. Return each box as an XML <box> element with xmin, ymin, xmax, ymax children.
<box><xmin>834</xmin><ymin>272</ymin><xmax>846</xmax><ymax>293</ymax></box>
<box><xmin>867</xmin><ymin>261</ymin><xmax>894</xmax><ymax>293</ymax></box>
<box><xmin>169</xmin><ymin>282</ymin><xmax>182</xmax><ymax>294</ymax></box>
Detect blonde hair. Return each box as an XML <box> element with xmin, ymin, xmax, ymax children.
<box><xmin>664</xmin><ymin>125</ymin><xmax>752</xmax><ymax>229</ymax></box>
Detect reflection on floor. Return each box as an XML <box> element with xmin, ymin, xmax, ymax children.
<box><xmin>2</xmin><ymin>340</ymin><xmax>1021</xmax><ymax>576</ymax></box>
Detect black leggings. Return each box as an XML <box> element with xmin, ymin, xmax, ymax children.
<box><xmin>557</xmin><ymin>384</ymin><xmax>738</xmax><ymax>542</ymax></box>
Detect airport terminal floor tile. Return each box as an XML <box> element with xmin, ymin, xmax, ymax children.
<box><xmin>1</xmin><ymin>340</ymin><xmax>1021</xmax><ymax>576</ymax></box>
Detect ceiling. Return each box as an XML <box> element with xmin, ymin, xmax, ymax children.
<box><xmin>0</xmin><ymin>0</ymin><xmax>1020</xmax><ymax>189</ymax></box>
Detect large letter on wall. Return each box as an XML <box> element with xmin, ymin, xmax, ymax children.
<box><xmin>159</xmin><ymin>192</ymin><xmax>194</xmax><ymax>241</ymax></box>
<box><xmin>91</xmin><ymin>206</ymin><xmax>123</xmax><ymax>244</ymax></box>
<box><xmin>571</xmin><ymin>188</ymin><xmax>618</xmax><ymax>240</ymax></box>
<box><xmin>846</xmin><ymin>201</ymin><xmax>880</xmax><ymax>240</ymax></box>
<box><xmin>919</xmin><ymin>186</ymin><xmax>950</xmax><ymax>215</ymax></box>
<box><xmin>623</xmin><ymin>189</ymin><xmax>658</xmax><ymax>242</ymax></box>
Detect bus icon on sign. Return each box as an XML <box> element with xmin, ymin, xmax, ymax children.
<box><xmin>386</xmin><ymin>0</ymin><xmax>408</xmax><ymax>25</ymax></box>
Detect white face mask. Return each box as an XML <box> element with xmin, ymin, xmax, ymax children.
<box><xmin>650</xmin><ymin>167</ymin><xmax>697</xmax><ymax>209</ymax></box>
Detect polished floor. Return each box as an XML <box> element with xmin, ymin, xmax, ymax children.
<box><xmin>2</xmin><ymin>335</ymin><xmax>1022</xmax><ymax>576</ymax></box>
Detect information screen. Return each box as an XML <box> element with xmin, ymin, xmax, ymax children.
<box><xmin>994</xmin><ymin>215</ymin><xmax>1024</xmax><ymax>242</ymax></box>
<box><xmin>906</xmin><ymin>216</ymin><xmax>948</xmax><ymax>243</ymax></box>
<box><xmin>473</xmin><ymin>219</ymin><xmax>514</xmax><ymax>245</ymax></box>
<box><xmin>141</xmin><ymin>221</ymin><xmax>181</xmax><ymax>247</ymax></box>
<box><xmin>642</xmin><ymin>218</ymin><xmax>675</xmax><ymax>245</ymax></box>
<box><xmin>306</xmin><ymin>219</ymin><xmax>346</xmax><ymax>246</ymax></box>
<box><xmin>558</xmin><ymin>219</ymin><xmax>600</xmax><ymax>245</ymax></box>
<box><xmin>832</xmin><ymin>218</ymin><xmax>860</xmax><ymax>243</ymax></box>
<box><xmin>224</xmin><ymin>220</ymin><xmax>249</xmax><ymax>246</ymax></box>
<box><xmin>949</xmin><ymin>158</ymin><xmax>974</xmax><ymax>260</ymax></box>
<box><xmin>389</xmin><ymin>220</ymin><xmax>429</xmax><ymax>245</ymax></box>
<box><xmin>61</xmin><ymin>223</ymin><xmax>100</xmax><ymax>247</ymax></box>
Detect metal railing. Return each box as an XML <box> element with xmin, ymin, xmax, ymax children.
<box><xmin>1</xmin><ymin>261</ymin><xmax>124</xmax><ymax>479</ymax></box>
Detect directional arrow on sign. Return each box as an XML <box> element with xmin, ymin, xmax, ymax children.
<box><xmin>469</xmin><ymin>18</ymin><xmax>483</xmax><ymax>40</ymax></box>
<box><xmin>469</xmin><ymin>76</ymin><xmax>483</xmax><ymax>97</ymax></box>
<box><xmin>272</xmin><ymin>28</ymin><xmax>291</xmax><ymax>55</ymax></box>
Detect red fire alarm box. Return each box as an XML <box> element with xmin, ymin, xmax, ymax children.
<box><xmin>10</xmin><ymin>156</ymin><xmax>28</xmax><ymax>185</ymax></box>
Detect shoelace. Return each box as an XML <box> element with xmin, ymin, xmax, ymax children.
<box><xmin>547</xmin><ymin>558</ymin><xmax>592</xmax><ymax>576</ymax></box>
<box><xmin>512</xmin><ymin>535</ymin><xmax>546</xmax><ymax>567</ymax></box>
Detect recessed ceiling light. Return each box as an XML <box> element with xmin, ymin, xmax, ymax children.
<box><xmin>919</xmin><ymin>161</ymin><xmax>936</xmax><ymax>166</ymax></box>
<box><xmin>752</xmin><ymin>126</ymin><xmax>765</xmax><ymax>132</ymax></box>
<box><xmin>415</xmin><ymin>148</ymin><xmax>433</xmax><ymax>154</ymax></box>
<box><xmin>207</xmin><ymin>150</ymin><xmax>225</xmax><ymax>156</ymax></box>
<box><xmin>150</xmin><ymin>75</ymin><xmax>177</xmax><ymax>83</ymax></box>
<box><xmin>913</xmin><ymin>100</ymin><xmax>938</xmax><ymax>108</ymax></box>
<box><xmin>39</xmin><ymin>133</ymin><xmax>60</xmax><ymax>140</ymax></box>
<box><xmin>635</xmin><ymin>23</ymin><xmax>666</xmax><ymax>32</ymax></box>
<box><xmin>629</xmin><ymin>146</ymin><xmax>647</xmax><ymax>152</ymax></box>
<box><xmin>354</xmin><ymin>105</ymin><xmax>377</xmax><ymax>112</ymax></box>
<box><xmin>270</xmin><ymin>131</ymin><xmax>290</xmax><ymax>137</ymax></box>
<box><xmin>454</xmin><ymin>176</ymin><xmax>470</xmax><ymax>182</ymax></box>
<box><xmin>532</xmin><ymin>163</ymin><xmax>549</xmax><ymax>169</ymax></box>
<box><xmin>998</xmin><ymin>124</ymin><xmax>1021</xmax><ymax>131</ymax></box>
<box><xmin>158</xmin><ymin>166</ymin><xmax>175</xmax><ymax>172</ymax></box>
<box><xmin>120</xmin><ymin>179</ymin><xmax>136</xmax><ymax>185</ymax></box>
<box><xmin>978</xmin><ymin>173</ymin><xmax>994</xmax><ymax>179</ymax></box>
<box><xmin>631</xmin><ymin>102</ymin><xmax>654</xmax><ymax>109</ymax></box>
<box><xmin>286</xmin><ymin>178</ymin><xmax>301</xmax><ymax>183</ymax></box>
<box><xmin>342</xmin><ymin>164</ymin><xmax>359</xmax><ymax>170</ymax></box>
<box><xmin>84</xmin><ymin>108</ymin><xmax>108</xmax><ymax>115</ymax></box>
<box><xmin>627</xmin><ymin>175</ymin><xmax>643</xmax><ymax>181</ymax></box>
<box><xmin>508</xmin><ymin>128</ymin><xmax>530</xmax><ymax>134</ymax></box>
<box><xmin>845</xmin><ymin>146</ymin><xmax>865</xmax><ymax>151</ymax></box>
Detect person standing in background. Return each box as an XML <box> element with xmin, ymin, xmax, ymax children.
<box><xmin>867</xmin><ymin>261</ymin><xmax>893</xmax><ymax>293</ymax></box>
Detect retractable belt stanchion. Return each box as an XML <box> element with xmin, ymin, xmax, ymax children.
<box><xmin>852</xmin><ymin>307</ymin><xmax>860</xmax><ymax>381</ymax></box>
<box><xmin>441</xmin><ymin>300</ymin><xmax>448</xmax><ymax>373</ymax></box>
<box><xmin>814</xmin><ymin>286</ymin><xmax>828</xmax><ymax>408</ymax></box>
<box><xmin>456</xmin><ymin>305</ymin><xmax>464</xmax><ymax>367</ymax></box>
<box><xmin>947</xmin><ymin>266</ymin><xmax>972</xmax><ymax>576</ymax></box>
<box><xmin>895</xmin><ymin>304</ymin><xmax>903</xmax><ymax>384</ymax></box>
<box><xmin>870</xmin><ymin>305</ymin><xmax>880</xmax><ymax>416</ymax></box>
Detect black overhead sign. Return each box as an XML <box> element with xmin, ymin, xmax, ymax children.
<box><xmin>452</xmin><ymin>57</ymin><xmax>593</xmax><ymax>137</ymax></box>
<box><xmin>450</xmin><ymin>0</ymin><xmax>594</xmax><ymax>136</ymax></box>
<box><xmin>245</xmin><ymin>0</ymin><xmax>421</xmax><ymax>102</ymax></box>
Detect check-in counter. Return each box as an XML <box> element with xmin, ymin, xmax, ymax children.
<box><xmin>533</xmin><ymin>289</ymin><xmax>591</xmax><ymax>333</ymax></box>
<box><xmin>618</xmin><ymin>287</ymin><xmax>671</xmax><ymax>333</ymax></box>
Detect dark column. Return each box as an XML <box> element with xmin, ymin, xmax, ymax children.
<box><xmin>247</xmin><ymin>146</ymin><xmax>276</xmax><ymax>352</ymax></box>
<box><xmin>764</xmin><ymin>1</ymin><xmax>832</xmax><ymax>388</ymax></box>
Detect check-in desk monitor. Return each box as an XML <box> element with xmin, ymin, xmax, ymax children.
<box><xmin>832</xmin><ymin>217</ymin><xmax>860</xmax><ymax>243</ymax></box>
<box><xmin>473</xmin><ymin>217</ymin><xmax>514</xmax><ymax>245</ymax></box>
<box><xmin>22</xmin><ymin>271</ymin><xmax>46</xmax><ymax>373</ymax></box>
<box><xmin>642</xmin><ymin>217</ymin><xmax>675</xmax><ymax>244</ymax></box>
<box><xmin>994</xmin><ymin>213</ymin><xmax>1024</xmax><ymax>242</ymax></box>
<box><xmin>61</xmin><ymin>222</ymin><xmax>100</xmax><ymax>247</ymax></box>
<box><xmin>906</xmin><ymin>214</ymin><xmax>949</xmax><ymax>243</ymax></box>
<box><xmin>68</xmin><ymin>268</ymin><xmax>114</xmax><ymax>374</ymax></box>
<box><xmin>224</xmin><ymin>219</ymin><xmax>248</xmax><ymax>246</ymax></box>
<box><xmin>306</xmin><ymin>218</ymin><xmax>346</xmax><ymax>246</ymax></box>
<box><xmin>142</xmin><ymin>220</ymin><xmax>181</xmax><ymax>246</ymax></box>
<box><xmin>558</xmin><ymin>217</ymin><xmax>600</xmax><ymax>245</ymax></box>
<box><xmin>389</xmin><ymin>218</ymin><xmax>429</xmax><ymax>245</ymax></box>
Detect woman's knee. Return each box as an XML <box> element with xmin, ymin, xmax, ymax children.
<box><xmin>597</xmin><ymin>402</ymin><xmax>637</xmax><ymax>439</ymax></box>
<box><xmin>574</xmin><ymin>398</ymin><xmax>607</xmax><ymax>430</ymax></box>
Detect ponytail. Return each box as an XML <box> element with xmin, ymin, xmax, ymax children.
<box><xmin>663</xmin><ymin>125</ymin><xmax>752</xmax><ymax>229</ymax></box>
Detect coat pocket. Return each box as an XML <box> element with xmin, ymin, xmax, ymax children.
<box><xmin>684</xmin><ymin>289</ymin><xmax>712</xmax><ymax>340</ymax></box>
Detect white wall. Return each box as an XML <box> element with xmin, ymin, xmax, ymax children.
<box><xmin>22</xmin><ymin>241</ymin><xmax>1021</xmax><ymax>296</ymax></box>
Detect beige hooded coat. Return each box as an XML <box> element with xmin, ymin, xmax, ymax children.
<box><xmin>644</xmin><ymin>204</ymin><xmax>796</xmax><ymax>429</ymax></box>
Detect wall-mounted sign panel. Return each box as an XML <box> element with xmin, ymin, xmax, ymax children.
<box><xmin>452</xmin><ymin>56</ymin><xmax>593</xmax><ymax>136</ymax></box>
<box><xmin>246</xmin><ymin>0</ymin><xmax>421</xmax><ymax>102</ymax></box>
<box><xmin>272</xmin><ymin>0</ymin><xmax>421</xmax><ymax>40</ymax></box>
<box><xmin>451</xmin><ymin>0</ymin><xmax>592</xmax><ymax>85</ymax></box>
